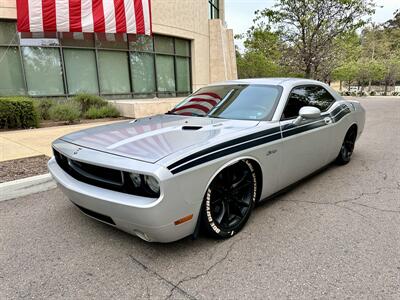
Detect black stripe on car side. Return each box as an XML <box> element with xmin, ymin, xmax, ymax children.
<box><xmin>332</xmin><ymin>106</ymin><xmax>351</xmax><ymax>122</ymax></box>
<box><xmin>169</xmin><ymin>105</ymin><xmax>351</xmax><ymax>174</ymax></box>
<box><xmin>170</xmin><ymin>132</ymin><xmax>282</xmax><ymax>174</ymax></box>
<box><xmin>167</xmin><ymin>126</ymin><xmax>281</xmax><ymax>171</ymax></box>
<box><xmin>281</xmin><ymin>119</ymin><xmax>326</xmax><ymax>138</ymax></box>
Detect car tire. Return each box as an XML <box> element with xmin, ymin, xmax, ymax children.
<box><xmin>201</xmin><ymin>160</ymin><xmax>257</xmax><ymax>239</ymax></box>
<box><xmin>335</xmin><ymin>127</ymin><xmax>357</xmax><ymax>165</ymax></box>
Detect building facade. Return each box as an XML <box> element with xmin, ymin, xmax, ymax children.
<box><xmin>0</xmin><ymin>0</ymin><xmax>237</xmax><ymax>117</ymax></box>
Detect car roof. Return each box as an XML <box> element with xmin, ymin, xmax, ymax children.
<box><xmin>209</xmin><ymin>78</ymin><xmax>324</xmax><ymax>88</ymax></box>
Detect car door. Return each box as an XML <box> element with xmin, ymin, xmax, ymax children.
<box><xmin>277</xmin><ymin>85</ymin><xmax>336</xmax><ymax>188</ymax></box>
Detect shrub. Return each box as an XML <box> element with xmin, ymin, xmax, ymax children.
<box><xmin>357</xmin><ymin>91</ymin><xmax>367</xmax><ymax>97</ymax></box>
<box><xmin>49</xmin><ymin>101</ymin><xmax>81</xmax><ymax>123</ymax></box>
<box><xmin>34</xmin><ymin>98</ymin><xmax>55</xmax><ymax>120</ymax></box>
<box><xmin>0</xmin><ymin>97</ymin><xmax>39</xmax><ymax>129</ymax></box>
<box><xmin>369</xmin><ymin>90</ymin><xmax>376</xmax><ymax>96</ymax></box>
<box><xmin>391</xmin><ymin>91</ymin><xmax>399</xmax><ymax>96</ymax></box>
<box><xmin>84</xmin><ymin>104</ymin><xmax>120</xmax><ymax>119</ymax></box>
<box><xmin>73</xmin><ymin>93</ymin><xmax>107</xmax><ymax>112</ymax></box>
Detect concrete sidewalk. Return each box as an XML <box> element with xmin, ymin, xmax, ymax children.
<box><xmin>0</xmin><ymin>120</ymin><xmax>124</xmax><ymax>162</ymax></box>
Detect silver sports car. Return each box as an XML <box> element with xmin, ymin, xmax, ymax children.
<box><xmin>48</xmin><ymin>78</ymin><xmax>365</xmax><ymax>242</ymax></box>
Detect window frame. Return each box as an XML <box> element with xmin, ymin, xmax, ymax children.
<box><xmin>280</xmin><ymin>84</ymin><xmax>337</xmax><ymax>121</ymax></box>
<box><xmin>0</xmin><ymin>20</ymin><xmax>192</xmax><ymax>99</ymax></box>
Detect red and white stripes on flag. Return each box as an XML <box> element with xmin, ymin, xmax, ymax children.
<box><xmin>173</xmin><ymin>93</ymin><xmax>223</xmax><ymax>116</ymax></box>
<box><xmin>16</xmin><ymin>0</ymin><xmax>152</xmax><ymax>35</ymax></box>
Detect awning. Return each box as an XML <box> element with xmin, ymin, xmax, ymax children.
<box><xmin>16</xmin><ymin>0</ymin><xmax>152</xmax><ymax>35</ymax></box>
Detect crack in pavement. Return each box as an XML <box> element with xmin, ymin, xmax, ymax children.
<box><xmin>128</xmin><ymin>254</ymin><xmax>197</xmax><ymax>300</ymax></box>
<box><xmin>284</xmin><ymin>185</ymin><xmax>400</xmax><ymax>232</ymax></box>
<box><xmin>348</xmin><ymin>202</ymin><xmax>400</xmax><ymax>214</ymax></box>
<box><xmin>165</xmin><ymin>237</ymin><xmax>244</xmax><ymax>300</ymax></box>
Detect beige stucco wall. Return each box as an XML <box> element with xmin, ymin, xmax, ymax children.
<box><xmin>0</xmin><ymin>0</ymin><xmax>16</xmax><ymax>19</ymax></box>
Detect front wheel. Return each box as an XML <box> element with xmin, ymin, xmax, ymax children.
<box><xmin>335</xmin><ymin>127</ymin><xmax>357</xmax><ymax>165</ymax></box>
<box><xmin>201</xmin><ymin>160</ymin><xmax>258</xmax><ymax>239</ymax></box>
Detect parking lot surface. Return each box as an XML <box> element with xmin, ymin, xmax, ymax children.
<box><xmin>1</xmin><ymin>98</ymin><xmax>399</xmax><ymax>299</ymax></box>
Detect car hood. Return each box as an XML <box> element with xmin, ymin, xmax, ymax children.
<box><xmin>60</xmin><ymin>115</ymin><xmax>259</xmax><ymax>163</ymax></box>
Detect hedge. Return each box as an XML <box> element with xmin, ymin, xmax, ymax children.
<box><xmin>0</xmin><ymin>97</ymin><xmax>39</xmax><ymax>129</ymax></box>
<box><xmin>73</xmin><ymin>93</ymin><xmax>108</xmax><ymax>113</ymax></box>
<box><xmin>49</xmin><ymin>101</ymin><xmax>81</xmax><ymax>123</ymax></box>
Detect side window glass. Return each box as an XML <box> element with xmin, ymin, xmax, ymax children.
<box><xmin>305</xmin><ymin>86</ymin><xmax>335</xmax><ymax>111</ymax></box>
<box><xmin>282</xmin><ymin>87</ymin><xmax>310</xmax><ymax>119</ymax></box>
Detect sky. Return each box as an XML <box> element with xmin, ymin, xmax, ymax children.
<box><xmin>225</xmin><ymin>0</ymin><xmax>400</xmax><ymax>51</ymax></box>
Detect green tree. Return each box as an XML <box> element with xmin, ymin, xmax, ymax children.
<box><xmin>332</xmin><ymin>61</ymin><xmax>359</xmax><ymax>90</ymax></box>
<box><xmin>254</xmin><ymin>0</ymin><xmax>376</xmax><ymax>78</ymax></box>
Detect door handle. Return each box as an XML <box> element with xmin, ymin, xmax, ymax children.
<box><xmin>324</xmin><ymin>117</ymin><xmax>333</xmax><ymax>124</ymax></box>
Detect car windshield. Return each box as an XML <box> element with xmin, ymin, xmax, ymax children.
<box><xmin>167</xmin><ymin>84</ymin><xmax>283</xmax><ymax>121</ymax></box>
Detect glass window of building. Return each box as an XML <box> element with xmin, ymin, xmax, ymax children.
<box><xmin>0</xmin><ymin>21</ymin><xmax>18</xmax><ymax>44</ymax></box>
<box><xmin>60</xmin><ymin>32</ymin><xmax>95</xmax><ymax>47</ymax></box>
<box><xmin>22</xmin><ymin>47</ymin><xmax>64</xmax><ymax>96</ymax></box>
<box><xmin>176</xmin><ymin>57</ymin><xmax>191</xmax><ymax>93</ymax></box>
<box><xmin>98</xmin><ymin>50</ymin><xmax>131</xmax><ymax>94</ymax></box>
<box><xmin>130</xmin><ymin>52</ymin><xmax>156</xmax><ymax>94</ymax></box>
<box><xmin>156</xmin><ymin>55</ymin><xmax>176</xmax><ymax>95</ymax></box>
<box><xmin>175</xmin><ymin>39</ymin><xmax>190</xmax><ymax>56</ymax></box>
<box><xmin>0</xmin><ymin>21</ymin><xmax>192</xmax><ymax>99</ymax></box>
<box><xmin>129</xmin><ymin>35</ymin><xmax>153</xmax><ymax>52</ymax></box>
<box><xmin>154</xmin><ymin>35</ymin><xmax>174</xmax><ymax>54</ymax></box>
<box><xmin>95</xmin><ymin>33</ymin><xmax>128</xmax><ymax>49</ymax></box>
<box><xmin>208</xmin><ymin>0</ymin><xmax>219</xmax><ymax>19</ymax></box>
<box><xmin>63</xmin><ymin>49</ymin><xmax>99</xmax><ymax>94</ymax></box>
<box><xmin>0</xmin><ymin>47</ymin><xmax>25</xmax><ymax>96</ymax></box>
<box><xmin>0</xmin><ymin>22</ymin><xmax>24</xmax><ymax>96</ymax></box>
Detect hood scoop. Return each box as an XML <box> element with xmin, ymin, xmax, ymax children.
<box><xmin>182</xmin><ymin>125</ymin><xmax>202</xmax><ymax>131</ymax></box>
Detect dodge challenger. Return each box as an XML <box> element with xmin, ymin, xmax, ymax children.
<box><xmin>48</xmin><ymin>78</ymin><xmax>365</xmax><ymax>242</ymax></box>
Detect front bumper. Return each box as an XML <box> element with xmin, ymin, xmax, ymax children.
<box><xmin>48</xmin><ymin>157</ymin><xmax>197</xmax><ymax>243</ymax></box>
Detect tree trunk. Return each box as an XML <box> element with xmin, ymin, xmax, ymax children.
<box><xmin>305</xmin><ymin>64</ymin><xmax>312</xmax><ymax>79</ymax></box>
<box><xmin>340</xmin><ymin>80</ymin><xmax>342</xmax><ymax>91</ymax></box>
<box><xmin>368</xmin><ymin>80</ymin><xmax>372</xmax><ymax>92</ymax></box>
<box><xmin>384</xmin><ymin>81</ymin><xmax>388</xmax><ymax>96</ymax></box>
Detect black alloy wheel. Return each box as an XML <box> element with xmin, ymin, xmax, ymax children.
<box><xmin>336</xmin><ymin>128</ymin><xmax>357</xmax><ymax>165</ymax></box>
<box><xmin>201</xmin><ymin>160</ymin><xmax>257</xmax><ymax>238</ymax></box>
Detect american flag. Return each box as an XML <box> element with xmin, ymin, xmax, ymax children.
<box><xmin>172</xmin><ymin>92</ymin><xmax>222</xmax><ymax>116</ymax></box>
<box><xmin>16</xmin><ymin>0</ymin><xmax>152</xmax><ymax>35</ymax></box>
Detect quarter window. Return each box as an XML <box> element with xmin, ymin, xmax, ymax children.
<box><xmin>282</xmin><ymin>85</ymin><xmax>336</xmax><ymax>119</ymax></box>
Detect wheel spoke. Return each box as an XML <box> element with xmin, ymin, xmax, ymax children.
<box><xmin>236</xmin><ymin>199</ymin><xmax>250</xmax><ymax>208</ymax></box>
<box><xmin>215</xmin><ymin>202</ymin><xmax>226</xmax><ymax>224</ymax></box>
<box><xmin>232</xmin><ymin>181</ymin><xmax>252</xmax><ymax>193</ymax></box>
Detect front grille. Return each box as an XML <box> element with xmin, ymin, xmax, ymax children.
<box><xmin>74</xmin><ymin>203</ymin><xmax>116</xmax><ymax>225</ymax></box>
<box><xmin>53</xmin><ymin>148</ymin><xmax>137</xmax><ymax>195</ymax></box>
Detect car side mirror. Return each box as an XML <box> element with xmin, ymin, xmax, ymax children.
<box><xmin>293</xmin><ymin>106</ymin><xmax>321</xmax><ymax>125</ymax></box>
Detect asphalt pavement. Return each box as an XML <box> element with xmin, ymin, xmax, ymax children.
<box><xmin>1</xmin><ymin>97</ymin><xmax>399</xmax><ymax>299</ymax></box>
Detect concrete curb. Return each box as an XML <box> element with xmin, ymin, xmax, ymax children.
<box><xmin>0</xmin><ymin>173</ymin><xmax>56</xmax><ymax>202</ymax></box>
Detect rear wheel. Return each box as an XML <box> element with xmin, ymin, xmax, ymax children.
<box><xmin>201</xmin><ymin>160</ymin><xmax>257</xmax><ymax>239</ymax></box>
<box><xmin>335</xmin><ymin>127</ymin><xmax>357</xmax><ymax>165</ymax></box>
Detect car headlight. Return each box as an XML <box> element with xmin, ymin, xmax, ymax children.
<box><xmin>144</xmin><ymin>175</ymin><xmax>160</xmax><ymax>194</ymax></box>
<box><xmin>129</xmin><ymin>173</ymin><xmax>160</xmax><ymax>198</ymax></box>
<box><xmin>129</xmin><ymin>173</ymin><xmax>142</xmax><ymax>188</ymax></box>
